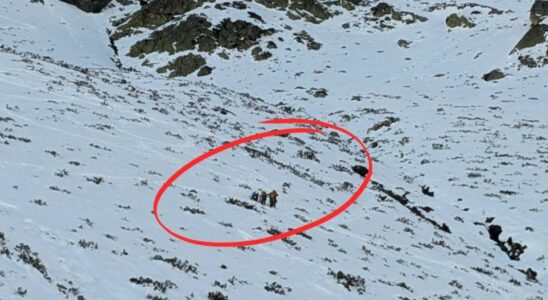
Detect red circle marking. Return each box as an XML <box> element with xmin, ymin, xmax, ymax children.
<box><xmin>153</xmin><ymin>118</ymin><xmax>373</xmax><ymax>247</ymax></box>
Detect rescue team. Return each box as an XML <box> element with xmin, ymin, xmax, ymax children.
<box><xmin>250</xmin><ymin>190</ymin><xmax>279</xmax><ymax>208</ymax></box>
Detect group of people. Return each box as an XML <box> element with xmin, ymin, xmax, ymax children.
<box><xmin>250</xmin><ymin>190</ymin><xmax>279</xmax><ymax>208</ymax></box>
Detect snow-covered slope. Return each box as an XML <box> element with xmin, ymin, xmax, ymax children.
<box><xmin>0</xmin><ymin>0</ymin><xmax>546</xmax><ymax>299</ymax></box>
<box><xmin>0</xmin><ymin>0</ymin><xmax>115</xmax><ymax>67</ymax></box>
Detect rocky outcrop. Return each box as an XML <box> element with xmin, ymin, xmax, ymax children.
<box><xmin>351</xmin><ymin>165</ymin><xmax>368</xmax><ymax>177</ymax></box>
<box><xmin>365</xmin><ymin>2</ymin><xmax>427</xmax><ymax>31</ymax></box>
<box><xmin>371</xmin><ymin>2</ymin><xmax>393</xmax><ymax>17</ymax></box>
<box><xmin>255</xmin><ymin>0</ymin><xmax>331</xmax><ymax>23</ymax></box>
<box><xmin>251</xmin><ymin>47</ymin><xmax>272</xmax><ymax>61</ymax></box>
<box><xmin>482</xmin><ymin>69</ymin><xmax>505</xmax><ymax>81</ymax></box>
<box><xmin>530</xmin><ymin>0</ymin><xmax>548</xmax><ymax>25</ymax></box>
<box><xmin>214</xmin><ymin>19</ymin><xmax>275</xmax><ymax>50</ymax></box>
<box><xmin>446</xmin><ymin>13</ymin><xmax>475</xmax><ymax>28</ymax></box>
<box><xmin>514</xmin><ymin>24</ymin><xmax>548</xmax><ymax>50</ymax></box>
<box><xmin>59</xmin><ymin>0</ymin><xmax>111</xmax><ymax>13</ymax></box>
<box><xmin>112</xmin><ymin>0</ymin><xmax>205</xmax><ymax>40</ymax></box>
<box><xmin>157</xmin><ymin>54</ymin><xmax>206</xmax><ymax>77</ymax></box>
<box><xmin>128</xmin><ymin>15</ymin><xmax>212</xmax><ymax>57</ymax></box>
<box><xmin>129</xmin><ymin>15</ymin><xmax>274</xmax><ymax>58</ymax></box>
<box><xmin>511</xmin><ymin>0</ymin><xmax>547</xmax><ymax>68</ymax></box>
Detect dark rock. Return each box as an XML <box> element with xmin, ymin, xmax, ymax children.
<box><xmin>60</xmin><ymin>0</ymin><xmax>111</xmax><ymax>13</ymax></box>
<box><xmin>446</xmin><ymin>13</ymin><xmax>475</xmax><ymax>28</ymax></box>
<box><xmin>352</xmin><ymin>165</ymin><xmax>368</xmax><ymax>177</ymax></box>
<box><xmin>251</xmin><ymin>46</ymin><xmax>272</xmax><ymax>61</ymax></box>
<box><xmin>129</xmin><ymin>16</ymin><xmax>274</xmax><ymax>58</ymax></box>
<box><xmin>255</xmin><ymin>0</ymin><xmax>330</xmax><ymax>23</ymax></box>
<box><xmin>513</xmin><ymin>24</ymin><xmax>548</xmax><ymax>50</ymax></box>
<box><xmin>128</xmin><ymin>15</ymin><xmax>212</xmax><ymax>56</ymax></box>
<box><xmin>531</xmin><ymin>0</ymin><xmax>548</xmax><ymax>25</ymax></box>
<box><xmin>157</xmin><ymin>54</ymin><xmax>206</xmax><ymax>77</ymax></box>
<box><xmin>508</xmin><ymin>241</ymin><xmax>527</xmax><ymax>260</ymax></box>
<box><xmin>397</xmin><ymin>39</ymin><xmax>411</xmax><ymax>48</ymax></box>
<box><xmin>420</xmin><ymin>206</ymin><xmax>434</xmax><ymax>213</ymax></box>
<box><xmin>371</xmin><ymin>2</ymin><xmax>394</xmax><ymax>17</ymax></box>
<box><xmin>197</xmin><ymin>66</ymin><xmax>213</xmax><ymax>77</ymax></box>
<box><xmin>525</xmin><ymin>268</ymin><xmax>537</xmax><ymax>281</ymax></box>
<box><xmin>482</xmin><ymin>69</ymin><xmax>505</xmax><ymax>81</ymax></box>
<box><xmin>248</xmin><ymin>11</ymin><xmax>265</xmax><ymax>23</ymax></box>
<box><xmin>214</xmin><ymin>19</ymin><xmax>275</xmax><ymax>50</ymax></box>
<box><xmin>487</xmin><ymin>224</ymin><xmax>502</xmax><ymax>242</ymax></box>
<box><xmin>255</xmin><ymin>0</ymin><xmax>288</xmax><ymax>9</ymax></box>
<box><xmin>218</xmin><ymin>51</ymin><xmax>230</xmax><ymax>60</ymax></box>
<box><xmin>208</xmin><ymin>291</ymin><xmax>228</xmax><ymax>300</ymax></box>
<box><xmin>266</xmin><ymin>41</ymin><xmax>277</xmax><ymax>49</ymax></box>
<box><xmin>294</xmin><ymin>31</ymin><xmax>322</xmax><ymax>50</ymax></box>
<box><xmin>313</xmin><ymin>88</ymin><xmax>328</xmax><ymax>98</ymax></box>
<box><xmin>231</xmin><ymin>1</ymin><xmax>247</xmax><ymax>9</ymax></box>
<box><xmin>112</xmin><ymin>0</ymin><xmax>205</xmax><ymax>40</ymax></box>
<box><xmin>420</xmin><ymin>185</ymin><xmax>434</xmax><ymax>197</ymax></box>
<box><xmin>518</xmin><ymin>55</ymin><xmax>538</xmax><ymax>68</ymax></box>
<box><xmin>441</xmin><ymin>223</ymin><xmax>451</xmax><ymax>233</ymax></box>
<box><xmin>290</xmin><ymin>0</ymin><xmax>331</xmax><ymax>22</ymax></box>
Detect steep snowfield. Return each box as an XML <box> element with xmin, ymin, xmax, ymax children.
<box><xmin>0</xmin><ymin>0</ymin><xmax>114</xmax><ymax>67</ymax></box>
<box><xmin>0</xmin><ymin>0</ymin><xmax>547</xmax><ymax>299</ymax></box>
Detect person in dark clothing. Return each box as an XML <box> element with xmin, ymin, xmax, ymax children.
<box><xmin>250</xmin><ymin>191</ymin><xmax>259</xmax><ymax>201</ymax></box>
<box><xmin>268</xmin><ymin>190</ymin><xmax>278</xmax><ymax>208</ymax></box>
<box><xmin>259</xmin><ymin>191</ymin><xmax>267</xmax><ymax>205</ymax></box>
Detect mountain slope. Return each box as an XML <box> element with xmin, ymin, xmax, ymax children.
<box><xmin>0</xmin><ymin>0</ymin><xmax>546</xmax><ymax>299</ymax></box>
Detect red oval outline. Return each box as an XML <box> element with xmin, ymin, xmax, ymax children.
<box><xmin>153</xmin><ymin>118</ymin><xmax>373</xmax><ymax>247</ymax></box>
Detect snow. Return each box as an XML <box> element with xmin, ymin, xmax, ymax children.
<box><xmin>0</xmin><ymin>0</ymin><xmax>546</xmax><ymax>299</ymax></box>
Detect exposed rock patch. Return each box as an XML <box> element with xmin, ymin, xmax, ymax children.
<box><xmin>157</xmin><ymin>53</ymin><xmax>206</xmax><ymax>77</ymax></box>
<box><xmin>530</xmin><ymin>0</ymin><xmax>548</xmax><ymax>25</ymax></box>
<box><xmin>60</xmin><ymin>0</ymin><xmax>111</xmax><ymax>13</ymax></box>
<box><xmin>397</xmin><ymin>39</ymin><xmax>411</xmax><ymax>48</ymax></box>
<box><xmin>510</xmin><ymin>1</ymin><xmax>547</xmax><ymax>68</ymax></box>
<box><xmin>255</xmin><ymin>0</ymin><xmax>331</xmax><ymax>23</ymax></box>
<box><xmin>482</xmin><ymin>69</ymin><xmax>505</xmax><ymax>81</ymax></box>
<box><xmin>306</xmin><ymin>87</ymin><xmax>328</xmax><ymax>98</ymax></box>
<box><xmin>112</xmin><ymin>0</ymin><xmax>205</xmax><ymax>40</ymax></box>
<box><xmin>428</xmin><ymin>2</ymin><xmax>504</xmax><ymax>15</ymax></box>
<box><xmin>365</xmin><ymin>2</ymin><xmax>427</xmax><ymax>31</ymax></box>
<box><xmin>446</xmin><ymin>13</ymin><xmax>475</xmax><ymax>28</ymax></box>
<box><xmin>482</xmin><ymin>221</ymin><xmax>527</xmax><ymax>261</ymax></box>
<box><xmin>294</xmin><ymin>31</ymin><xmax>322</xmax><ymax>50</ymax></box>
<box><xmin>197</xmin><ymin>65</ymin><xmax>213</xmax><ymax>77</ymax></box>
<box><xmin>251</xmin><ymin>47</ymin><xmax>272</xmax><ymax>61</ymax></box>
<box><xmin>513</xmin><ymin>24</ymin><xmax>548</xmax><ymax>50</ymax></box>
<box><xmin>215</xmin><ymin>19</ymin><xmax>276</xmax><ymax>50</ymax></box>
<box><xmin>128</xmin><ymin>15</ymin><xmax>275</xmax><ymax>59</ymax></box>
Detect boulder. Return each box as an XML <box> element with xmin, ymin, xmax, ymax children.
<box><xmin>157</xmin><ymin>54</ymin><xmax>206</xmax><ymax>77</ymax></box>
<box><xmin>59</xmin><ymin>0</ymin><xmax>111</xmax><ymax>13</ymax></box>
<box><xmin>482</xmin><ymin>69</ymin><xmax>505</xmax><ymax>81</ymax></box>
<box><xmin>531</xmin><ymin>0</ymin><xmax>548</xmax><ymax>25</ymax></box>
<box><xmin>513</xmin><ymin>24</ymin><xmax>548</xmax><ymax>50</ymax></box>
<box><xmin>446</xmin><ymin>13</ymin><xmax>475</xmax><ymax>28</ymax></box>
<box><xmin>197</xmin><ymin>66</ymin><xmax>213</xmax><ymax>77</ymax></box>
<box><xmin>487</xmin><ymin>224</ymin><xmax>502</xmax><ymax>242</ymax></box>
<box><xmin>371</xmin><ymin>2</ymin><xmax>394</xmax><ymax>17</ymax></box>
<box><xmin>352</xmin><ymin>165</ymin><xmax>368</xmax><ymax>177</ymax></box>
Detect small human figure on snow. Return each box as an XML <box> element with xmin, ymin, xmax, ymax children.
<box><xmin>268</xmin><ymin>190</ymin><xmax>279</xmax><ymax>208</ymax></box>
<box><xmin>250</xmin><ymin>191</ymin><xmax>259</xmax><ymax>201</ymax></box>
<box><xmin>259</xmin><ymin>191</ymin><xmax>267</xmax><ymax>205</ymax></box>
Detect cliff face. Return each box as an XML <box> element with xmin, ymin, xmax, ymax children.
<box><xmin>59</xmin><ymin>0</ymin><xmax>111</xmax><ymax>13</ymax></box>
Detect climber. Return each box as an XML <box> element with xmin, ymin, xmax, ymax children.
<box><xmin>259</xmin><ymin>191</ymin><xmax>267</xmax><ymax>205</ymax></box>
<box><xmin>250</xmin><ymin>191</ymin><xmax>259</xmax><ymax>202</ymax></box>
<box><xmin>268</xmin><ymin>190</ymin><xmax>279</xmax><ymax>208</ymax></box>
